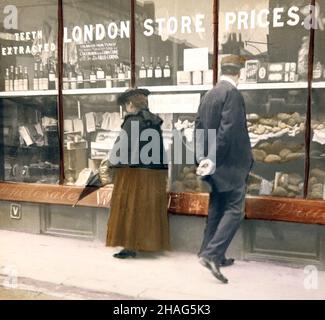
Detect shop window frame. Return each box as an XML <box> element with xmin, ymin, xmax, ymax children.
<box><xmin>0</xmin><ymin>0</ymin><xmax>324</xmax><ymax>225</ymax></box>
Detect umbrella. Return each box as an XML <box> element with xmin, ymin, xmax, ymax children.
<box><xmin>72</xmin><ymin>170</ymin><xmax>102</xmax><ymax>207</ymax></box>
<box><xmin>72</xmin><ymin>160</ymin><xmax>113</xmax><ymax>207</ymax></box>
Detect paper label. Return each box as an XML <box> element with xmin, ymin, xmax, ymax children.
<box><xmin>259</xmin><ymin>179</ymin><xmax>273</xmax><ymax>196</ymax></box>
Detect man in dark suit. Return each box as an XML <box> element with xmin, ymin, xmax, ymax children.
<box><xmin>195</xmin><ymin>55</ymin><xmax>253</xmax><ymax>284</ymax></box>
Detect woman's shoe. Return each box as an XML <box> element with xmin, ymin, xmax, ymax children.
<box><xmin>113</xmin><ymin>249</ymin><xmax>137</xmax><ymax>259</ymax></box>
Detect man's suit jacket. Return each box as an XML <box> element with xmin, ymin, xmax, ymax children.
<box><xmin>195</xmin><ymin>80</ymin><xmax>253</xmax><ymax>192</ymax></box>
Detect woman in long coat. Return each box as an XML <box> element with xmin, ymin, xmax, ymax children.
<box><xmin>106</xmin><ymin>88</ymin><xmax>169</xmax><ymax>258</ymax></box>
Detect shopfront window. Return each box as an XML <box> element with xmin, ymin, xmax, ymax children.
<box><xmin>0</xmin><ymin>0</ymin><xmax>59</xmax><ymax>92</ymax></box>
<box><xmin>0</xmin><ymin>0</ymin><xmax>324</xmax><ymax>206</ymax></box>
<box><xmin>62</xmin><ymin>0</ymin><xmax>131</xmax><ymax>91</ymax></box>
<box><xmin>218</xmin><ymin>0</ymin><xmax>311</xmax><ymax>198</ymax></box>
<box><xmin>0</xmin><ymin>0</ymin><xmax>60</xmax><ymax>183</ymax></box>
<box><xmin>308</xmin><ymin>2</ymin><xmax>325</xmax><ymax>200</ymax></box>
<box><xmin>62</xmin><ymin>0</ymin><xmax>130</xmax><ymax>185</ymax></box>
<box><xmin>135</xmin><ymin>0</ymin><xmax>213</xmax><ymax>87</ymax></box>
<box><xmin>134</xmin><ymin>0</ymin><xmax>213</xmax><ymax>192</ymax></box>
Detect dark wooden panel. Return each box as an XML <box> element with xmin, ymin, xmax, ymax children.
<box><xmin>0</xmin><ymin>183</ymin><xmax>324</xmax><ymax>225</ymax></box>
<box><xmin>246</xmin><ymin>196</ymin><xmax>325</xmax><ymax>225</ymax></box>
<box><xmin>168</xmin><ymin>193</ymin><xmax>325</xmax><ymax>225</ymax></box>
<box><xmin>168</xmin><ymin>192</ymin><xmax>209</xmax><ymax>216</ymax></box>
<box><xmin>0</xmin><ymin>182</ymin><xmax>112</xmax><ymax>208</ymax></box>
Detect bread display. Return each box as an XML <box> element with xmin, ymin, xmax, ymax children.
<box><xmin>252</xmin><ymin>140</ymin><xmax>304</xmax><ymax>163</ymax></box>
<box><xmin>171</xmin><ymin>166</ymin><xmax>211</xmax><ymax>193</ymax></box>
<box><xmin>247</xmin><ymin>112</ymin><xmax>304</xmax><ymax>139</ymax></box>
<box><xmin>247</xmin><ymin>171</ymin><xmax>303</xmax><ymax>198</ymax></box>
<box><xmin>308</xmin><ymin>167</ymin><xmax>325</xmax><ymax>199</ymax></box>
<box><xmin>272</xmin><ymin>172</ymin><xmax>303</xmax><ymax>197</ymax></box>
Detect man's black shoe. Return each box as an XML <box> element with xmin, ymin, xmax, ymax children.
<box><xmin>220</xmin><ymin>258</ymin><xmax>235</xmax><ymax>267</ymax></box>
<box><xmin>199</xmin><ymin>257</ymin><xmax>228</xmax><ymax>284</ymax></box>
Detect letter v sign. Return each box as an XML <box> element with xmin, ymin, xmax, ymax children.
<box><xmin>10</xmin><ymin>203</ymin><xmax>22</xmax><ymax>220</ymax></box>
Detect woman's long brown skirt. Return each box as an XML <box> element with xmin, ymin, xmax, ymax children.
<box><xmin>106</xmin><ymin>167</ymin><xmax>170</xmax><ymax>252</ymax></box>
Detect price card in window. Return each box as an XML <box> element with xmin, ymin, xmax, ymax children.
<box><xmin>259</xmin><ymin>179</ymin><xmax>273</xmax><ymax>196</ymax></box>
<box><xmin>184</xmin><ymin>48</ymin><xmax>209</xmax><ymax>72</ymax></box>
<box><xmin>149</xmin><ymin>93</ymin><xmax>201</xmax><ymax>114</ymax></box>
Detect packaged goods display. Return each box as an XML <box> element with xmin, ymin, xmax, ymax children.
<box><xmin>245</xmin><ymin>60</ymin><xmax>298</xmax><ymax>83</ymax></box>
<box><xmin>2</xmin><ymin>97</ymin><xmax>60</xmax><ymax>184</ymax></box>
<box><xmin>243</xmin><ymin>88</ymin><xmax>307</xmax><ymax>199</ymax></box>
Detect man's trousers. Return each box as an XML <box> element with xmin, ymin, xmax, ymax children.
<box><xmin>199</xmin><ymin>182</ymin><xmax>246</xmax><ymax>264</ymax></box>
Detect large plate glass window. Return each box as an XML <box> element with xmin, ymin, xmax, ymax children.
<box><xmin>62</xmin><ymin>0</ymin><xmax>131</xmax><ymax>92</ymax></box>
<box><xmin>219</xmin><ymin>0</ymin><xmax>311</xmax><ymax>198</ymax></box>
<box><xmin>308</xmin><ymin>2</ymin><xmax>325</xmax><ymax>199</ymax></box>
<box><xmin>135</xmin><ymin>0</ymin><xmax>213</xmax><ymax>87</ymax></box>
<box><xmin>62</xmin><ymin>0</ymin><xmax>131</xmax><ymax>185</ymax></box>
<box><xmin>134</xmin><ymin>0</ymin><xmax>213</xmax><ymax>192</ymax></box>
<box><xmin>0</xmin><ymin>0</ymin><xmax>60</xmax><ymax>184</ymax></box>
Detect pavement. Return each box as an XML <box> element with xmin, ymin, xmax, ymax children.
<box><xmin>0</xmin><ymin>230</ymin><xmax>324</xmax><ymax>300</ymax></box>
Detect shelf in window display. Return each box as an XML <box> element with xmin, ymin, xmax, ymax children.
<box><xmin>138</xmin><ymin>85</ymin><xmax>213</xmax><ymax>92</ymax></box>
<box><xmin>311</xmin><ymin>82</ymin><xmax>325</xmax><ymax>89</ymax></box>
<box><xmin>238</xmin><ymin>82</ymin><xmax>308</xmax><ymax>90</ymax></box>
<box><xmin>1</xmin><ymin>83</ymin><xmax>318</xmax><ymax>98</ymax></box>
<box><xmin>62</xmin><ymin>87</ymin><xmax>128</xmax><ymax>95</ymax></box>
<box><xmin>0</xmin><ymin>90</ymin><xmax>57</xmax><ymax>97</ymax></box>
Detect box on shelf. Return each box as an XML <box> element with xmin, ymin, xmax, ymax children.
<box><xmin>177</xmin><ymin>71</ymin><xmax>192</xmax><ymax>85</ymax></box>
<box><xmin>91</xmin><ymin>142</ymin><xmax>110</xmax><ymax>160</ymax></box>
<box><xmin>66</xmin><ymin>140</ymin><xmax>88</xmax><ymax>150</ymax></box>
<box><xmin>256</xmin><ymin>62</ymin><xmax>297</xmax><ymax>83</ymax></box>
<box><xmin>191</xmin><ymin>71</ymin><xmax>203</xmax><ymax>85</ymax></box>
<box><xmin>245</xmin><ymin>60</ymin><xmax>259</xmax><ymax>83</ymax></box>
<box><xmin>203</xmin><ymin>70</ymin><xmax>213</xmax><ymax>85</ymax></box>
<box><xmin>257</xmin><ymin>63</ymin><xmax>268</xmax><ymax>82</ymax></box>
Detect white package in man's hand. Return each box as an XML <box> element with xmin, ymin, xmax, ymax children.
<box><xmin>196</xmin><ymin>158</ymin><xmax>216</xmax><ymax>176</ymax></box>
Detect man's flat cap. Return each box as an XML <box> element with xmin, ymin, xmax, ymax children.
<box><xmin>117</xmin><ymin>88</ymin><xmax>151</xmax><ymax>105</ymax></box>
<box><xmin>221</xmin><ymin>55</ymin><xmax>246</xmax><ymax>68</ymax></box>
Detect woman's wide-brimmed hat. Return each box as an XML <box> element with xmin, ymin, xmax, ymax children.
<box><xmin>117</xmin><ymin>88</ymin><xmax>151</xmax><ymax>105</ymax></box>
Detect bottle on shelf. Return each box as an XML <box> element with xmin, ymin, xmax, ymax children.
<box><xmin>112</xmin><ymin>63</ymin><xmax>118</xmax><ymax>88</ymax></box>
<box><xmin>105</xmin><ymin>64</ymin><xmax>112</xmax><ymax>88</ymax></box>
<box><xmin>163</xmin><ymin>55</ymin><xmax>172</xmax><ymax>85</ymax></box>
<box><xmin>14</xmin><ymin>66</ymin><xmax>19</xmax><ymax>91</ymax></box>
<box><xmin>154</xmin><ymin>57</ymin><xmax>162</xmax><ymax>86</ymax></box>
<box><xmin>118</xmin><ymin>63</ymin><xmax>125</xmax><ymax>87</ymax></box>
<box><xmin>68</xmin><ymin>64</ymin><xmax>77</xmax><ymax>90</ymax></box>
<box><xmin>76</xmin><ymin>65</ymin><xmax>84</xmax><ymax>89</ymax></box>
<box><xmin>18</xmin><ymin>66</ymin><xmax>24</xmax><ymax>91</ymax></box>
<box><xmin>23</xmin><ymin>67</ymin><xmax>29</xmax><ymax>91</ymax></box>
<box><xmin>54</xmin><ymin>64</ymin><xmax>58</xmax><ymax>90</ymax></box>
<box><xmin>39</xmin><ymin>63</ymin><xmax>44</xmax><ymax>90</ymax></box>
<box><xmin>147</xmin><ymin>57</ymin><xmax>154</xmax><ymax>85</ymax></box>
<box><xmin>33</xmin><ymin>62</ymin><xmax>39</xmax><ymax>91</ymax></box>
<box><xmin>4</xmin><ymin>68</ymin><xmax>10</xmax><ymax>92</ymax></box>
<box><xmin>96</xmin><ymin>66</ymin><xmax>105</xmax><ymax>88</ymax></box>
<box><xmin>313</xmin><ymin>61</ymin><xmax>322</xmax><ymax>81</ymax></box>
<box><xmin>83</xmin><ymin>70</ymin><xmax>90</xmax><ymax>89</ymax></box>
<box><xmin>9</xmin><ymin>66</ymin><xmax>14</xmax><ymax>91</ymax></box>
<box><xmin>48</xmin><ymin>62</ymin><xmax>56</xmax><ymax>90</ymax></box>
<box><xmin>125</xmin><ymin>65</ymin><xmax>131</xmax><ymax>87</ymax></box>
<box><xmin>42</xmin><ymin>63</ymin><xmax>49</xmax><ymax>90</ymax></box>
<box><xmin>139</xmin><ymin>56</ymin><xmax>147</xmax><ymax>85</ymax></box>
<box><xmin>89</xmin><ymin>67</ymin><xmax>97</xmax><ymax>88</ymax></box>
<box><xmin>62</xmin><ymin>63</ymin><xmax>69</xmax><ymax>90</ymax></box>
